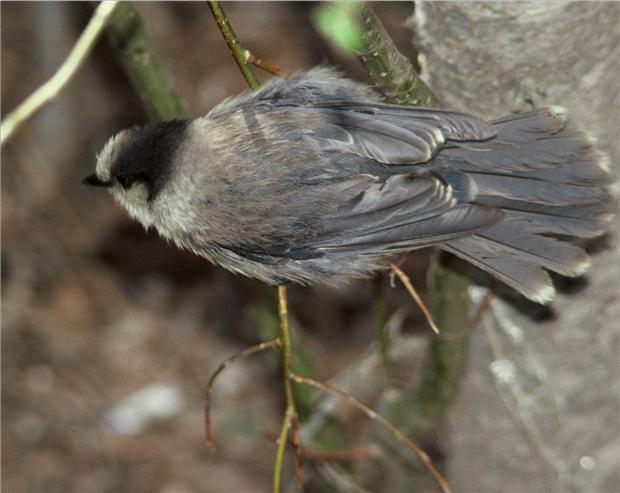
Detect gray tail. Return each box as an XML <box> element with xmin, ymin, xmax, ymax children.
<box><xmin>439</xmin><ymin>107</ymin><xmax>615</xmax><ymax>303</ymax></box>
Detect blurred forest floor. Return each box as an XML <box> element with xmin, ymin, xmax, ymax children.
<box><xmin>2</xmin><ymin>3</ymin><xmax>434</xmax><ymax>492</ymax></box>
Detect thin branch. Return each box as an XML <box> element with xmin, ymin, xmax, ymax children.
<box><xmin>265</xmin><ymin>430</ymin><xmax>373</xmax><ymax>463</ymax></box>
<box><xmin>278</xmin><ymin>287</ymin><xmax>296</xmax><ymax>417</ymax></box>
<box><xmin>1</xmin><ymin>1</ymin><xmax>118</xmax><ymax>145</ymax></box>
<box><xmin>246</xmin><ymin>53</ymin><xmax>288</xmax><ymax>77</ymax></box>
<box><xmin>291</xmin><ymin>373</ymin><xmax>452</xmax><ymax>493</ymax></box>
<box><xmin>273</xmin><ymin>285</ymin><xmax>301</xmax><ymax>492</ymax></box>
<box><xmin>204</xmin><ymin>339</ymin><xmax>281</xmax><ymax>449</ymax></box>
<box><xmin>208</xmin><ymin>1</ymin><xmax>259</xmax><ymax>89</ymax></box>
<box><xmin>292</xmin><ymin>414</ymin><xmax>303</xmax><ymax>490</ymax></box>
<box><xmin>390</xmin><ymin>262</ymin><xmax>440</xmax><ymax>334</ymax></box>
<box><xmin>273</xmin><ymin>406</ymin><xmax>295</xmax><ymax>493</ymax></box>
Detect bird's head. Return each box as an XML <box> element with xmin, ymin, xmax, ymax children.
<box><xmin>83</xmin><ymin>120</ymin><xmax>189</xmax><ymax>228</ymax></box>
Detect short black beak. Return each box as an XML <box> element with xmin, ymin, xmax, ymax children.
<box><xmin>82</xmin><ymin>174</ymin><xmax>112</xmax><ymax>188</ymax></box>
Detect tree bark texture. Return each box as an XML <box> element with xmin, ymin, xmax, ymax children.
<box><xmin>411</xmin><ymin>3</ymin><xmax>619</xmax><ymax>492</ymax></box>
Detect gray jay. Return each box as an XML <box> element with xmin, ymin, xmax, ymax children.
<box><xmin>84</xmin><ymin>67</ymin><xmax>615</xmax><ymax>303</ymax></box>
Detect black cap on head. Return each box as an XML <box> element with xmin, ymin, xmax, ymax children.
<box><xmin>109</xmin><ymin>120</ymin><xmax>189</xmax><ymax>199</ymax></box>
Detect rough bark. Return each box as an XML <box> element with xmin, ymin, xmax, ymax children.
<box><xmin>411</xmin><ymin>3</ymin><xmax>620</xmax><ymax>492</ymax></box>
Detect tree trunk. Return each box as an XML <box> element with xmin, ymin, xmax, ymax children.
<box><xmin>412</xmin><ymin>3</ymin><xmax>620</xmax><ymax>492</ymax></box>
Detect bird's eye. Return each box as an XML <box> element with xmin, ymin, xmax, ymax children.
<box><xmin>114</xmin><ymin>173</ymin><xmax>149</xmax><ymax>190</ymax></box>
<box><xmin>116</xmin><ymin>175</ymin><xmax>133</xmax><ymax>189</ymax></box>
<box><xmin>116</xmin><ymin>175</ymin><xmax>138</xmax><ymax>189</ymax></box>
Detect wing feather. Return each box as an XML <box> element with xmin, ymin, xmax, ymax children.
<box><xmin>304</xmin><ymin>174</ymin><xmax>501</xmax><ymax>256</ymax></box>
<box><xmin>299</xmin><ymin>103</ymin><xmax>496</xmax><ymax>166</ymax></box>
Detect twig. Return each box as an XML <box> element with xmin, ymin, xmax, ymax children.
<box><xmin>273</xmin><ymin>285</ymin><xmax>301</xmax><ymax>492</ymax></box>
<box><xmin>204</xmin><ymin>339</ymin><xmax>281</xmax><ymax>449</ymax></box>
<box><xmin>273</xmin><ymin>406</ymin><xmax>295</xmax><ymax>493</ymax></box>
<box><xmin>265</xmin><ymin>429</ymin><xmax>373</xmax><ymax>463</ymax></box>
<box><xmin>292</xmin><ymin>414</ymin><xmax>303</xmax><ymax>490</ymax></box>
<box><xmin>277</xmin><ymin>287</ymin><xmax>296</xmax><ymax>422</ymax></box>
<box><xmin>291</xmin><ymin>373</ymin><xmax>452</xmax><ymax>493</ymax></box>
<box><xmin>390</xmin><ymin>262</ymin><xmax>440</xmax><ymax>334</ymax></box>
<box><xmin>106</xmin><ymin>1</ymin><xmax>186</xmax><ymax>120</ymax></box>
<box><xmin>207</xmin><ymin>1</ymin><xmax>259</xmax><ymax>89</ymax></box>
<box><xmin>1</xmin><ymin>1</ymin><xmax>118</xmax><ymax>145</ymax></box>
<box><xmin>246</xmin><ymin>53</ymin><xmax>287</xmax><ymax>77</ymax></box>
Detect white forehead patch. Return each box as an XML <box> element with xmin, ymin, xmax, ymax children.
<box><xmin>95</xmin><ymin>130</ymin><xmax>132</xmax><ymax>181</ymax></box>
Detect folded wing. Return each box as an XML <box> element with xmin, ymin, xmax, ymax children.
<box><xmin>300</xmin><ymin>102</ymin><xmax>496</xmax><ymax>165</ymax></box>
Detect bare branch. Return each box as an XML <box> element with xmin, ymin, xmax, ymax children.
<box><xmin>204</xmin><ymin>339</ymin><xmax>281</xmax><ymax>449</ymax></box>
<box><xmin>272</xmin><ymin>285</ymin><xmax>300</xmax><ymax>492</ymax></box>
<box><xmin>1</xmin><ymin>1</ymin><xmax>118</xmax><ymax>145</ymax></box>
<box><xmin>246</xmin><ymin>53</ymin><xmax>288</xmax><ymax>77</ymax></box>
<box><xmin>273</xmin><ymin>406</ymin><xmax>295</xmax><ymax>493</ymax></box>
<box><xmin>291</xmin><ymin>373</ymin><xmax>452</xmax><ymax>493</ymax></box>
<box><xmin>390</xmin><ymin>262</ymin><xmax>440</xmax><ymax>334</ymax></box>
<box><xmin>208</xmin><ymin>1</ymin><xmax>259</xmax><ymax>89</ymax></box>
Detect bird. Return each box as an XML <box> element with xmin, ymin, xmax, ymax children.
<box><xmin>83</xmin><ymin>67</ymin><xmax>615</xmax><ymax>304</ymax></box>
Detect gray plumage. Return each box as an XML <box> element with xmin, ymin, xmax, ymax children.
<box><xmin>85</xmin><ymin>67</ymin><xmax>615</xmax><ymax>304</ymax></box>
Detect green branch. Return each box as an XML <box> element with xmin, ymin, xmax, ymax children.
<box><xmin>355</xmin><ymin>5</ymin><xmax>439</xmax><ymax>107</ymax></box>
<box><xmin>106</xmin><ymin>1</ymin><xmax>186</xmax><ymax>120</ymax></box>
<box><xmin>315</xmin><ymin>2</ymin><xmax>439</xmax><ymax>107</ymax></box>
<box><xmin>207</xmin><ymin>1</ymin><xmax>259</xmax><ymax>90</ymax></box>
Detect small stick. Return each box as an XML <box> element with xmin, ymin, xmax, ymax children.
<box><xmin>390</xmin><ymin>263</ymin><xmax>440</xmax><ymax>334</ymax></box>
<box><xmin>204</xmin><ymin>338</ymin><xmax>280</xmax><ymax>449</ymax></box>
<box><xmin>272</xmin><ymin>285</ymin><xmax>300</xmax><ymax>493</ymax></box>
<box><xmin>273</xmin><ymin>406</ymin><xmax>295</xmax><ymax>493</ymax></box>
<box><xmin>292</xmin><ymin>414</ymin><xmax>303</xmax><ymax>490</ymax></box>
<box><xmin>207</xmin><ymin>1</ymin><xmax>259</xmax><ymax>89</ymax></box>
<box><xmin>245</xmin><ymin>52</ymin><xmax>288</xmax><ymax>77</ymax></box>
<box><xmin>1</xmin><ymin>1</ymin><xmax>118</xmax><ymax>144</ymax></box>
<box><xmin>291</xmin><ymin>373</ymin><xmax>452</xmax><ymax>493</ymax></box>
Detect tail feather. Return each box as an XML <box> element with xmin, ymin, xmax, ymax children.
<box><xmin>442</xmin><ymin>236</ymin><xmax>556</xmax><ymax>304</ymax></box>
<box><xmin>502</xmin><ymin>208</ymin><xmax>610</xmax><ymax>239</ymax></box>
<box><xmin>473</xmin><ymin>173</ymin><xmax>609</xmax><ymax>207</ymax></box>
<box><xmin>490</xmin><ymin>105</ymin><xmax>567</xmax><ymax>137</ymax></box>
<box><xmin>440</xmin><ymin>107</ymin><xmax>615</xmax><ymax>303</ymax></box>
<box><xmin>476</xmin><ymin>219</ymin><xmax>590</xmax><ymax>277</ymax></box>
